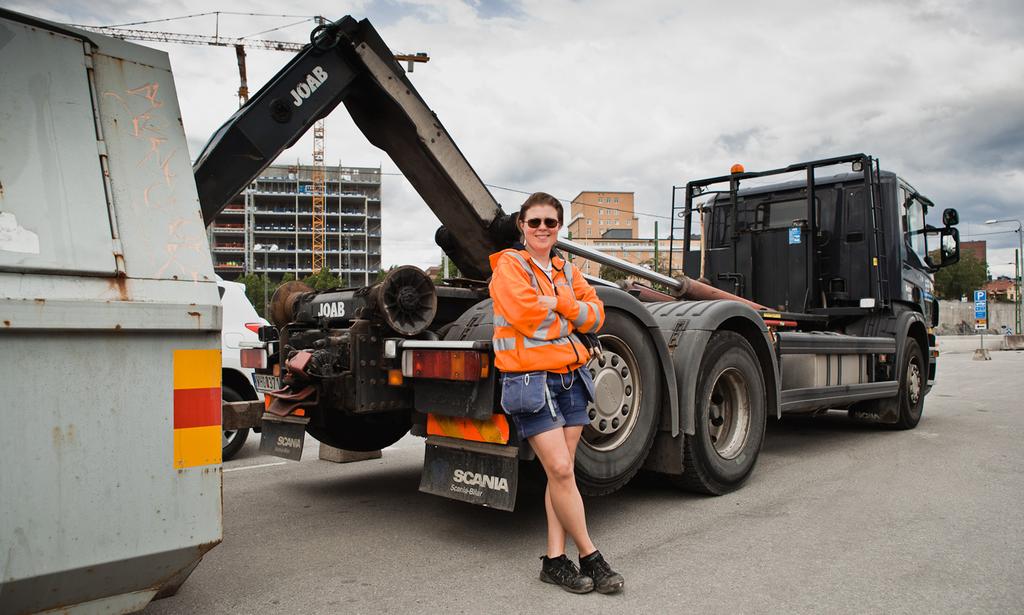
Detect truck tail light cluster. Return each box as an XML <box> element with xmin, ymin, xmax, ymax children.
<box><xmin>402</xmin><ymin>350</ymin><xmax>488</xmax><ymax>381</ymax></box>
<box><xmin>240</xmin><ymin>348</ymin><xmax>267</xmax><ymax>369</ymax></box>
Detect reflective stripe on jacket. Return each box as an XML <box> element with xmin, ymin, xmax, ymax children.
<box><xmin>488</xmin><ymin>248</ymin><xmax>605</xmax><ymax>373</ymax></box>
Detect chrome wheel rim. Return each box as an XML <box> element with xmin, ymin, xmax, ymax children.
<box><xmin>223</xmin><ymin>429</ymin><xmax>238</xmax><ymax>448</ymax></box>
<box><xmin>907</xmin><ymin>359</ymin><xmax>922</xmax><ymax>406</ymax></box>
<box><xmin>707</xmin><ymin>367</ymin><xmax>751</xmax><ymax>460</ymax></box>
<box><xmin>582</xmin><ymin>335</ymin><xmax>641</xmax><ymax>452</ymax></box>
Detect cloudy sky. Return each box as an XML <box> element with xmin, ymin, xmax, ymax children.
<box><xmin>16</xmin><ymin>0</ymin><xmax>1024</xmax><ymax>277</ymax></box>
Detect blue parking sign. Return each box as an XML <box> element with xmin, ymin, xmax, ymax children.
<box><xmin>974</xmin><ymin>289</ymin><xmax>988</xmax><ymax>330</ymax></box>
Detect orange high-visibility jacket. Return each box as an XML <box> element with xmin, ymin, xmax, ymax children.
<box><xmin>488</xmin><ymin>248</ymin><xmax>605</xmax><ymax>373</ymax></box>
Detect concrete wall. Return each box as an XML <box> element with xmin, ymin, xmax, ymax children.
<box><xmin>938</xmin><ymin>299</ymin><xmax>1019</xmax><ymax>333</ymax></box>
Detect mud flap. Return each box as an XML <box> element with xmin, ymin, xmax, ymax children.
<box><xmin>849</xmin><ymin>397</ymin><xmax>899</xmax><ymax>424</ymax></box>
<box><xmin>419</xmin><ymin>435</ymin><xmax>519</xmax><ymax>511</ymax></box>
<box><xmin>259</xmin><ymin>414</ymin><xmax>310</xmax><ymax>461</ymax></box>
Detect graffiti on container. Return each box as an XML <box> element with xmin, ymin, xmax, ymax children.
<box><xmin>106</xmin><ymin>81</ymin><xmax>204</xmax><ymax>280</ymax></box>
<box><xmin>103</xmin><ymin>82</ymin><xmax>179</xmax><ymax>212</ymax></box>
<box><xmin>155</xmin><ymin>219</ymin><xmax>207</xmax><ymax>282</ymax></box>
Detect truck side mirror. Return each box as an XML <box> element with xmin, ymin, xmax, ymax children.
<box><xmin>942</xmin><ymin>208</ymin><xmax>959</xmax><ymax>227</ymax></box>
<box><xmin>925</xmin><ymin>226</ymin><xmax>960</xmax><ymax>270</ymax></box>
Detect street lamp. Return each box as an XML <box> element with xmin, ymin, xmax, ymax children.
<box><xmin>985</xmin><ymin>218</ymin><xmax>1023</xmax><ymax>334</ymax></box>
<box><xmin>253</xmin><ymin>243</ymin><xmax>279</xmax><ymax>316</ymax></box>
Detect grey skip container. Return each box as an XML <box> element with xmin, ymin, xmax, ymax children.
<box><xmin>0</xmin><ymin>11</ymin><xmax>223</xmax><ymax>613</ymax></box>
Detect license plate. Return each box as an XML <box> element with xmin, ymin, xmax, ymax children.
<box><xmin>259</xmin><ymin>417</ymin><xmax>307</xmax><ymax>461</ymax></box>
<box><xmin>419</xmin><ymin>436</ymin><xmax>519</xmax><ymax>511</ymax></box>
<box><xmin>253</xmin><ymin>373</ymin><xmax>280</xmax><ymax>393</ymax></box>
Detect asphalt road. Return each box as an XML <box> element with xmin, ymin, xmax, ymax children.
<box><xmin>148</xmin><ymin>344</ymin><xmax>1024</xmax><ymax>614</ymax></box>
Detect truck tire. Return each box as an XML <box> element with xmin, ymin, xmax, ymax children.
<box><xmin>307</xmin><ymin>410</ymin><xmax>411</xmax><ymax>452</ymax></box>
<box><xmin>574</xmin><ymin>310</ymin><xmax>662</xmax><ymax>496</ymax></box>
<box><xmin>222</xmin><ymin>385</ymin><xmax>249</xmax><ymax>461</ymax></box>
<box><xmin>674</xmin><ymin>331</ymin><xmax>766</xmax><ymax>495</ymax></box>
<box><xmin>893</xmin><ymin>337</ymin><xmax>925</xmax><ymax>430</ymax></box>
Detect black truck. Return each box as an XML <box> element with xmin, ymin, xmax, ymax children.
<box><xmin>194</xmin><ymin>16</ymin><xmax>961</xmax><ymax>510</ymax></box>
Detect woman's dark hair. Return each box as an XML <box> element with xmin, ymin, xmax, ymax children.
<box><xmin>518</xmin><ymin>192</ymin><xmax>563</xmax><ymax>225</ymax></box>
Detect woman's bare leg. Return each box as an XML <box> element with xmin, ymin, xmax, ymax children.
<box><xmin>532</xmin><ymin>427</ymin><xmax>595</xmax><ymax>557</ymax></box>
<box><xmin>544</xmin><ymin>426</ymin><xmax>585</xmax><ymax>556</ymax></box>
<box><xmin>544</xmin><ymin>486</ymin><xmax>561</xmax><ymax>557</ymax></box>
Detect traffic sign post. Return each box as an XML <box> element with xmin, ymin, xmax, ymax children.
<box><xmin>974</xmin><ymin>289</ymin><xmax>988</xmax><ymax>331</ymax></box>
<box><xmin>973</xmin><ymin>290</ymin><xmax>991</xmax><ymax>360</ymax></box>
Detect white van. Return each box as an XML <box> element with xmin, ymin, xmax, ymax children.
<box><xmin>217</xmin><ymin>277</ymin><xmax>268</xmax><ymax>459</ymax></box>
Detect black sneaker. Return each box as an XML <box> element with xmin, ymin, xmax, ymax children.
<box><xmin>539</xmin><ymin>554</ymin><xmax>594</xmax><ymax>594</ymax></box>
<box><xmin>579</xmin><ymin>550</ymin><xmax>624</xmax><ymax>594</ymax></box>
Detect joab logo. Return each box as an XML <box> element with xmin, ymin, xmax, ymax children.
<box><xmin>291</xmin><ymin>66</ymin><xmax>329</xmax><ymax>107</ymax></box>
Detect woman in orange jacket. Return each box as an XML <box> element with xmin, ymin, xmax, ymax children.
<box><xmin>489</xmin><ymin>192</ymin><xmax>624</xmax><ymax>595</ymax></box>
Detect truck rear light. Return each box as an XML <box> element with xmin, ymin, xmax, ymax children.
<box><xmin>402</xmin><ymin>349</ymin><xmax>485</xmax><ymax>381</ymax></box>
<box><xmin>387</xmin><ymin>369</ymin><xmax>404</xmax><ymax>386</ymax></box>
<box><xmin>244</xmin><ymin>322</ymin><xmax>262</xmax><ymax>333</ymax></box>
<box><xmin>240</xmin><ymin>348</ymin><xmax>266</xmax><ymax>369</ymax></box>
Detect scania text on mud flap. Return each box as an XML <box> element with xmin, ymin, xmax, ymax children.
<box><xmin>420</xmin><ymin>436</ymin><xmax>519</xmax><ymax>511</ymax></box>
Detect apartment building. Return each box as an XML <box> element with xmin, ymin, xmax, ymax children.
<box><xmin>566</xmin><ymin>191</ymin><xmax>637</xmax><ymax>241</ymax></box>
<box><xmin>562</xmin><ymin>190</ymin><xmax>695</xmax><ymax>276</ymax></box>
<box><xmin>207</xmin><ymin>163</ymin><xmax>382</xmax><ymax>285</ymax></box>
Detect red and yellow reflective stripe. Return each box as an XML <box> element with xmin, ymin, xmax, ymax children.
<box><xmin>173</xmin><ymin>349</ymin><xmax>221</xmax><ymax>469</ymax></box>
<box><xmin>427</xmin><ymin>413</ymin><xmax>510</xmax><ymax>444</ymax></box>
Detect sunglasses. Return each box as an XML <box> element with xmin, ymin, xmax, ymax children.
<box><xmin>524</xmin><ymin>217</ymin><xmax>560</xmax><ymax>229</ymax></box>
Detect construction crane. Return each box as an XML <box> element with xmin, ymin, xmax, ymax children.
<box><xmin>73</xmin><ymin>23</ymin><xmax>431</xmax><ymax>104</ymax></box>
<box><xmin>74</xmin><ymin>20</ymin><xmax>429</xmax><ymax>274</ymax></box>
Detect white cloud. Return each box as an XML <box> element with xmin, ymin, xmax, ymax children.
<box><xmin>10</xmin><ymin>0</ymin><xmax>1024</xmax><ymax>272</ymax></box>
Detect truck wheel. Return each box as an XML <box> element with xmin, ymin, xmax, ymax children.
<box><xmin>222</xmin><ymin>385</ymin><xmax>249</xmax><ymax>461</ymax></box>
<box><xmin>307</xmin><ymin>410</ymin><xmax>411</xmax><ymax>452</ymax></box>
<box><xmin>674</xmin><ymin>331</ymin><xmax>766</xmax><ymax>495</ymax></box>
<box><xmin>575</xmin><ymin>310</ymin><xmax>661</xmax><ymax>496</ymax></box>
<box><xmin>893</xmin><ymin>338</ymin><xmax>925</xmax><ymax>430</ymax></box>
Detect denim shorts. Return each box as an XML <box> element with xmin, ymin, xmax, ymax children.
<box><xmin>501</xmin><ymin>369</ymin><xmax>594</xmax><ymax>440</ymax></box>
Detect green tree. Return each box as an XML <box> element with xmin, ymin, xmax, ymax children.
<box><xmin>302</xmin><ymin>267</ymin><xmax>344</xmax><ymax>291</ymax></box>
<box><xmin>598</xmin><ymin>263</ymin><xmax>629</xmax><ymax>284</ymax></box>
<box><xmin>934</xmin><ymin>250</ymin><xmax>989</xmax><ymax>300</ymax></box>
<box><xmin>375</xmin><ymin>266</ymin><xmax>395</xmax><ymax>283</ymax></box>
<box><xmin>235</xmin><ymin>272</ymin><xmax>303</xmax><ymax>317</ymax></box>
<box><xmin>434</xmin><ymin>259</ymin><xmax>461</xmax><ymax>284</ymax></box>
<box><xmin>235</xmin><ymin>272</ymin><xmax>270</xmax><ymax>317</ymax></box>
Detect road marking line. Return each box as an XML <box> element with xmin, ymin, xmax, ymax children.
<box><xmin>224</xmin><ymin>461</ymin><xmax>287</xmax><ymax>473</ymax></box>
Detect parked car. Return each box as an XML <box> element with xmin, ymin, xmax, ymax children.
<box><xmin>217</xmin><ymin>277</ymin><xmax>267</xmax><ymax>459</ymax></box>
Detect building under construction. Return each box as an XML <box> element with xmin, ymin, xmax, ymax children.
<box><xmin>208</xmin><ymin>163</ymin><xmax>382</xmax><ymax>285</ymax></box>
